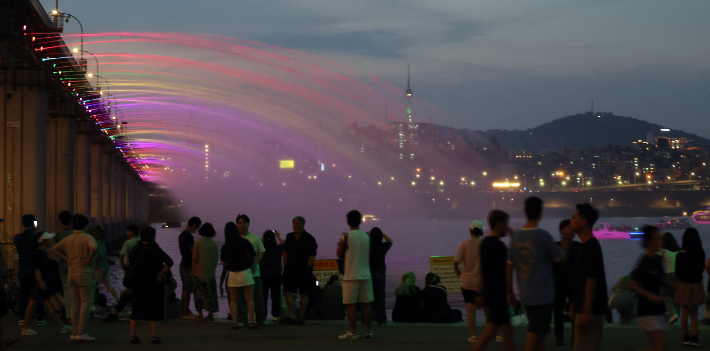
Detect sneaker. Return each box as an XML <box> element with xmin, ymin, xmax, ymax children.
<box><xmin>468</xmin><ymin>335</ymin><xmax>477</xmax><ymax>343</ymax></box>
<box><xmin>296</xmin><ymin>317</ymin><xmax>306</xmax><ymax>325</ymax></box>
<box><xmin>669</xmin><ymin>314</ymin><xmax>679</xmax><ymax>325</ymax></box>
<box><xmin>496</xmin><ymin>336</ymin><xmax>503</xmax><ymax>343</ymax></box>
<box><xmin>103</xmin><ymin>313</ymin><xmax>119</xmax><ymax>322</ymax></box>
<box><xmin>37</xmin><ymin>320</ymin><xmax>47</xmax><ymax>326</ymax></box>
<box><xmin>181</xmin><ymin>314</ymin><xmax>196</xmax><ymax>320</ymax></box>
<box><xmin>272</xmin><ymin>317</ymin><xmax>280</xmax><ymax>322</ymax></box>
<box><xmin>366</xmin><ymin>330</ymin><xmax>376</xmax><ymax>339</ymax></box>
<box><xmin>258</xmin><ymin>320</ymin><xmax>270</xmax><ymax>326</ymax></box>
<box><xmin>18</xmin><ymin>320</ymin><xmax>24</xmax><ymax>326</ymax></box>
<box><xmin>60</xmin><ymin>325</ymin><xmax>72</xmax><ymax>334</ymax></box>
<box><xmin>684</xmin><ymin>334</ymin><xmax>692</xmax><ymax>347</ymax></box>
<box><xmin>238</xmin><ymin>322</ymin><xmax>245</xmax><ymax>327</ymax></box>
<box><xmin>75</xmin><ymin>333</ymin><xmax>96</xmax><ymax>342</ymax></box>
<box><xmin>338</xmin><ymin>331</ymin><xmax>359</xmax><ymax>340</ymax></box>
<box><xmin>21</xmin><ymin>329</ymin><xmax>38</xmax><ymax>336</ymax></box>
<box><xmin>691</xmin><ymin>336</ymin><xmax>703</xmax><ymax>347</ymax></box>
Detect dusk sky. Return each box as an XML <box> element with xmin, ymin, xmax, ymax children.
<box><xmin>42</xmin><ymin>0</ymin><xmax>710</xmax><ymax>138</ymax></box>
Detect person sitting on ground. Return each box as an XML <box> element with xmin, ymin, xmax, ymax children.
<box><xmin>127</xmin><ymin>226</ymin><xmax>173</xmax><ymax>344</ymax></box>
<box><xmin>320</xmin><ymin>275</ymin><xmax>345</xmax><ymax>320</ymax></box>
<box><xmin>392</xmin><ymin>272</ymin><xmax>424</xmax><ymax>322</ymax></box>
<box><xmin>192</xmin><ymin>223</ymin><xmax>220</xmax><ymax>322</ymax></box>
<box><xmin>88</xmin><ymin>226</ymin><xmax>119</xmax><ymax>304</ymax></box>
<box><xmin>420</xmin><ymin>272</ymin><xmax>462</xmax><ymax>323</ymax></box>
<box><xmin>103</xmin><ymin>224</ymin><xmax>140</xmax><ymax>322</ymax></box>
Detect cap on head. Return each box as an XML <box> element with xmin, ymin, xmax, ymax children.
<box><xmin>37</xmin><ymin>232</ymin><xmax>56</xmax><ymax>243</ymax></box>
<box><xmin>469</xmin><ymin>220</ymin><xmax>484</xmax><ymax>232</ymax></box>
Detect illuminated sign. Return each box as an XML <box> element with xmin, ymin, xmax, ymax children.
<box><xmin>660</xmin><ymin>129</ymin><xmax>670</xmax><ymax>132</ymax></box>
<box><xmin>492</xmin><ymin>182</ymin><xmax>521</xmax><ymax>188</ymax></box>
<box><xmin>279</xmin><ymin>160</ymin><xmax>295</xmax><ymax>169</ymax></box>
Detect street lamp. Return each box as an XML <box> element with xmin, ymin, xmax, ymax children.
<box><xmin>73</xmin><ymin>49</ymin><xmax>98</xmax><ymax>87</ymax></box>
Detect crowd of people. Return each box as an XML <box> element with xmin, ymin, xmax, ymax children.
<box><xmin>5</xmin><ymin>198</ymin><xmax>710</xmax><ymax>349</ymax></box>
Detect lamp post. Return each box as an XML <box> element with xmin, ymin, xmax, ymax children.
<box><xmin>73</xmin><ymin>49</ymin><xmax>98</xmax><ymax>87</ymax></box>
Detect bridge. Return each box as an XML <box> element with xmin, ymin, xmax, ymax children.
<box><xmin>0</xmin><ymin>0</ymin><xmax>149</xmax><ymax>269</ymax></box>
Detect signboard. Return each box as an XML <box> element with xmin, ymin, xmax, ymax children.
<box><xmin>279</xmin><ymin>160</ymin><xmax>295</xmax><ymax>169</ymax></box>
<box><xmin>429</xmin><ymin>256</ymin><xmax>461</xmax><ymax>293</ymax></box>
<box><xmin>6</xmin><ymin>122</ymin><xmax>20</xmax><ymax>128</ymax></box>
<box><xmin>313</xmin><ymin>259</ymin><xmax>341</xmax><ymax>286</ymax></box>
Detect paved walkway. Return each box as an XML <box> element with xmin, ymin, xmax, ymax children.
<box><xmin>6</xmin><ymin>313</ymin><xmax>708</xmax><ymax>351</ymax></box>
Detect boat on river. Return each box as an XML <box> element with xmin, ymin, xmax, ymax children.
<box><xmin>593</xmin><ymin>222</ymin><xmax>633</xmax><ymax>240</ymax></box>
<box><xmin>654</xmin><ymin>218</ymin><xmax>693</xmax><ymax>230</ymax></box>
<box><xmin>691</xmin><ymin>208</ymin><xmax>710</xmax><ymax>225</ymax></box>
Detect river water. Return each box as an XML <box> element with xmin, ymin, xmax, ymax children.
<box><xmin>141</xmin><ymin>216</ymin><xmax>710</xmax><ymax>322</ymax></box>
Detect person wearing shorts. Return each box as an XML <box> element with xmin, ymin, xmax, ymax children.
<box><xmin>178</xmin><ymin>217</ymin><xmax>201</xmax><ymax>319</ymax></box>
<box><xmin>281</xmin><ymin>216</ymin><xmax>317</xmax><ymax>325</ymax></box>
<box><xmin>507</xmin><ymin>197</ymin><xmax>566</xmax><ymax>351</ymax></box>
<box><xmin>337</xmin><ymin>210</ymin><xmax>374</xmax><ymax>340</ymax></box>
<box><xmin>221</xmin><ymin>222</ymin><xmax>257</xmax><ymax>330</ymax></box>
<box><xmin>472</xmin><ymin>210</ymin><xmax>514</xmax><ymax>351</ymax></box>
<box><xmin>454</xmin><ymin>220</ymin><xmax>483</xmax><ymax>342</ymax></box>
<box><xmin>630</xmin><ymin>226</ymin><xmax>668</xmax><ymax>351</ymax></box>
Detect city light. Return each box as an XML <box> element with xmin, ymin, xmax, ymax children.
<box><xmin>411</xmin><ymin>181</ymin><xmax>416</xmax><ymax>186</ymax></box>
<box><xmin>279</xmin><ymin>160</ymin><xmax>295</xmax><ymax>169</ymax></box>
<box><xmin>492</xmin><ymin>182</ymin><xmax>521</xmax><ymax>188</ymax></box>
<box><xmin>482</xmin><ymin>171</ymin><xmax>487</xmax><ymax>176</ymax></box>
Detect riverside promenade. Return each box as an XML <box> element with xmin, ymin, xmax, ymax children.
<box><xmin>6</xmin><ymin>313</ymin><xmax>708</xmax><ymax>351</ymax></box>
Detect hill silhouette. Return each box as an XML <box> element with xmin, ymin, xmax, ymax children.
<box><xmin>465</xmin><ymin>112</ymin><xmax>710</xmax><ymax>151</ymax></box>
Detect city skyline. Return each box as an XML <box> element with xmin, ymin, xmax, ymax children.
<box><xmin>39</xmin><ymin>0</ymin><xmax>710</xmax><ymax>139</ymax></box>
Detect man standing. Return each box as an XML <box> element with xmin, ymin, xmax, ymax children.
<box><xmin>179</xmin><ymin>217</ymin><xmax>201</xmax><ymax>319</ymax></box>
<box><xmin>553</xmin><ymin>219</ymin><xmax>581</xmax><ymax>345</ymax></box>
<box><xmin>281</xmin><ymin>216</ymin><xmax>318</xmax><ymax>325</ymax></box>
<box><xmin>55</xmin><ymin>211</ymin><xmax>74</xmax><ymax>323</ymax></box>
<box><xmin>454</xmin><ymin>220</ymin><xmax>483</xmax><ymax>342</ymax></box>
<box><xmin>472</xmin><ymin>210</ymin><xmax>515</xmax><ymax>351</ymax></box>
<box><xmin>103</xmin><ymin>223</ymin><xmax>140</xmax><ymax>322</ymax></box>
<box><xmin>507</xmin><ymin>196</ymin><xmax>566</xmax><ymax>351</ymax></box>
<box><xmin>51</xmin><ymin>214</ymin><xmax>97</xmax><ymax>342</ymax></box>
<box><xmin>236</xmin><ymin>214</ymin><xmax>267</xmax><ymax>325</ymax></box>
<box><xmin>337</xmin><ymin>210</ymin><xmax>374</xmax><ymax>340</ymax></box>
<box><xmin>14</xmin><ymin>214</ymin><xmax>44</xmax><ymax>330</ymax></box>
<box><xmin>569</xmin><ymin>204</ymin><xmax>608</xmax><ymax>351</ymax></box>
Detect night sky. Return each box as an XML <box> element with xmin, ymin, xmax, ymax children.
<box><xmin>41</xmin><ymin>0</ymin><xmax>710</xmax><ymax>138</ymax></box>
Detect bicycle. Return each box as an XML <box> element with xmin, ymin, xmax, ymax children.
<box><xmin>4</xmin><ymin>268</ymin><xmax>20</xmax><ymax>315</ymax></box>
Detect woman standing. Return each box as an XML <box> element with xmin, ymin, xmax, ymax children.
<box><xmin>629</xmin><ymin>225</ymin><xmax>667</xmax><ymax>351</ymax></box>
<box><xmin>220</xmin><ymin>222</ymin><xmax>257</xmax><ymax>330</ymax></box>
<box><xmin>191</xmin><ymin>223</ymin><xmax>219</xmax><ymax>322</ymax></box>
<box><xmin>369</xmin><ymin>227</ymin><xmax>393</xmax><ymax>325</ymax></box>
<box><xmin>660</xmin><ymin>232</ymin><xmax>680</xmax><ymax>324</ymax></box>
<box><xmin>260</xmin><ymin>230</ymin><xmax>284</xmax><ymax>322</ymax></box>
<box><xmin>128</xmin><ymin>227</ymin><xmax>173</xmax><ymax>344</ymax></box>
<box><xmin>89</xmin><ymin>226</ymin><xmax>119</xmax><ymax>303</ymax></box>
<box><xmin>675</xmin><ymin>227</ymin><xmax>705</xmax><ymax>347</ymax></box>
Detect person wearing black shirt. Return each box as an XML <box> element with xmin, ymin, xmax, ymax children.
<box><xmin>259</xmin><ymin>230</ymin><xmax>284</xmax><ymax>321</ymax></box>
<box><xmin>369</xmin><ymin>227</ymin><xmax>393</xmax><ymax>325</ymax></box>
<box><xmin>472</xmin><ymin>210</ymin><xmax>515</xmax><ymax>351</ymax></box>
<box><xmin>178</xmin><ymin>216</ymin><xmax>201</xmax><ymax>319</ymax></box>
<box><xmin>14</xmin><ymin>214</ymin><xmax>45</xmax><ymax>328</ymax></box>
<box><xmin>554</xmin><ymin>219</ymin><xmax>581</xmax><ymax>346</ymax></box>
<box><xmin>569</xmin><ymin>204</ymin><xmax>608</xmax><ymax>351</ymax></box>
<box><xmin>281</xmin><ymin>216</ymin><xmax>318</xmax><ymax>325</ymax></box>
<box><xmin>419</xmin><ymin>273</ymin><xmax>462</xmax><ymax>323</ymax></box>
<box><xmin>674</xmin><ymin>227</ymin><xmax>705</xmax><ymax>347</ymax></box>
<box><xmin>630</xmin><ymin>226</ymin><xmax>667</xmax><ymax>351</ymax></box>
<box><xmin>221</xmin><ymin>222</ymin><xmax>257</xmax><ymax>330</ymax></box>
